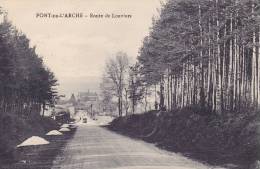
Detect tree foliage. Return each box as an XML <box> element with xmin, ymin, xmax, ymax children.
<box><xmin>137</xmin><ymin>0</ymin><xmax>260</xmax><ymax>113</ymax></box>
<box><xmin>0</xmin><ymin>13</ymin><xmax>58</xmax><ymax>117</ymax></box>
<box><xmin>102</xmin><ymin>51</ymin><xmax>129</xmax><ymax>116</ymax></box>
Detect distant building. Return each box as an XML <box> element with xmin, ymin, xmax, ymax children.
<box><xmin>69</xmin><ymin>93</ymin><xmax>77</xmax><ymax>105</ymax></box>
<box><xmin>78</xmin><ymin>90</ymin><xmax>98</xmax><ymax>102</ymax></box>
<box><xmin>77</xmin><ymin>90</ymin><xmax>100</xmax><ymax>115</ymax></box>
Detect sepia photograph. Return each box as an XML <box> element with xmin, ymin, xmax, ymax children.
<box><xmin>0</xmin><ymin>0</ymin><xmax>259</xmax><ymax>169</ymax></box>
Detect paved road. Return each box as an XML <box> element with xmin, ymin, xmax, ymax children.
<box><xmin>51</xmin><ymin>123</ymin><xmax>226</xmax><ymax>169</ymax></box>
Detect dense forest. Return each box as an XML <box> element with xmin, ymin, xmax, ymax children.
<box><xmin>137</xmin><ymin>0</ymin><xmax>260</xmax><ymax>114</ymax></box>
<box><xmin>108</xmin><ymin>0</ymin><xmax>260</xmax><ymax>167</ymax></box>
<box><xmin>101</xmin><ymin>0</ymin><xmax>260</xmax><ymax>117</ymax></box>
<box><xmin>0</xmin><ymin>10</ymin><xmax>59</xmax><ymax>158</ymax></box>
<box><xmin>0</xmin><ymin>11</ymin><xmax>58</xmax><ymax>118</ymax></box>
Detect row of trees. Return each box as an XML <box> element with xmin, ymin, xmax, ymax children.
<box><xmin>0</xmin><ymin>12</ymin><xmax>58</xmax><ymax>118</ymax></box>
<box><xmin>100</xmin><ymin>0</ymin><xmax>260</xmax><ymax>116</ymax></box>
<box><xmin>137</xmin><ymin>0</ymin><xmax>260</xmax><ymax>113</ymax></box>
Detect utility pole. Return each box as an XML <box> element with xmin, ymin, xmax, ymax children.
<box><xmin>90</xmin><ymin>104</ymin><xmax>93</xmax><ymax>117</ymax></box>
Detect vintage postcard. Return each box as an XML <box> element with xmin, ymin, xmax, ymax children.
<box><xmin>0</xmin><ymin>0</ymin><xmax>259</xmax><ymax>169</ymax></box>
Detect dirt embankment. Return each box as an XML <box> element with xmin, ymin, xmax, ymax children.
<box><xmin>0</xmin><ymin>114</ymin><xmax>59</xmax><ymax>163</ymax></box>
<box><xmin>108</xmin><ymin>107</ymin><xmax>260</xmax><ymax>168</ymax></box>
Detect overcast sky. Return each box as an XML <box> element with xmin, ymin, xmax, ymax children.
<box><xmin>1</xmin><ymin>0</ymin><xmax>163</xmax><ymax>97</ymax></box>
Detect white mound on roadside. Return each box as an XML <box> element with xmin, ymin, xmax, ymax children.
<box><xmin>70</xmin><ymin>125</ymin><xmax>78</xmax><ymax>129</ymax></box>
<box><xmin>59</xmin><ymin>127</ymin><xmax>70</xmax><ymax>132</ymax></box>
<box><xmin>17</xmin><ymin>136</ymin><xmax>49</xmax><ymax>147</ymax></box>
<box><xmin>61</xmin><ymin>124</ymin><xmax>70</xmax><ymax>128</ymax></box>
<box><xmin>46</xmin><ymin>130</ymin><xmax>63</xmax><ymax>136</ymax></box>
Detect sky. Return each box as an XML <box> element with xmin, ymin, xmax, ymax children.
<box><xmin>1</xmin><ymin>0</ymin><xmax>163</xmax><ymax>97</ymax></box>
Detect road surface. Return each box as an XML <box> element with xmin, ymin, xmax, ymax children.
<box><xmin>51</xmin><ymin>121</ymin><xmax>226</xmax><ymax>169</ymax></box>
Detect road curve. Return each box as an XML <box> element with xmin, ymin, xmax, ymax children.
<box><xmin>51</xmin><ymin>124</ymin><xmax>225</xmax><ymax>169</ymax></box>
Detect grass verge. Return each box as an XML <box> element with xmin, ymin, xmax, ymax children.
<box><xmin>108</xmin><ymin>107</ymin><xmax>260</xmax><ymax>169</ymax></box>
<box><xmin>0</xmin><ymin>113</ymin><xmax>74</xmax><ymax>168</ymax></box>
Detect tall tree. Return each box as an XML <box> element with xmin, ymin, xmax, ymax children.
<box><xmin>137</xmin><ymin>0</ymin><xmax>260</xmax><ymax>113</ymax></box>
<box><xmin>104</xmin><ymin>51</ymin><xmax>129</xmax><ymax>116</ymax></box>
<box><xmin>0</xmin><ymin>12</ymin><xmax>58</xmax><ymax>118</ymax></box>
